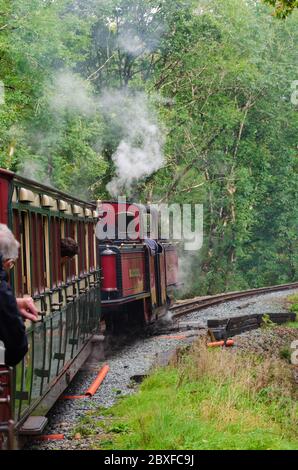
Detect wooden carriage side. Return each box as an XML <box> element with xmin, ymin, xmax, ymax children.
<box><xmin>0</xmin><ymin>169</ymin><xmax>101</xmax><ymax>438</ymax></box>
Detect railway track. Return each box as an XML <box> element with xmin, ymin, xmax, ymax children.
<box><xmin>170</xmin><ymin>281</ymin><xmax>298</xmax><ymax>318</ymax></box>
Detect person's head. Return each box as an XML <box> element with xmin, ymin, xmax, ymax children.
<box><xmin>61</xmin><ymin>238</ymin><xmax>79</xmax><ymax>264</ymax></box>
<box><xmin>0</xmin><ymin>224</ymin><xmax>20</xmax><ymax>271</ymax></box>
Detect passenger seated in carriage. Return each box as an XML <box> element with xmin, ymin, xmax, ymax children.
<box><xmin>60</xmin><ymin>237</ymin><xmax>79</xmax><ymax>265</ymax></box>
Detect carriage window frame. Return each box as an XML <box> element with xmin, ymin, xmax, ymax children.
<box><xmin>12</xmin><ymin>203</ymin><xmax>52</xmax><ymax>295</ymax></box>
<box><xmin>49</xmin><ymin>215</ymin><xmax>62</xmax><ymax>288</ymax></box>
<box><xmin>21</xmin><ymin>210</ymin><xmax>31</xmax><ymax>295</ymax></box>
<box><xmin>43</xmin><ymin>215</ymin><xmax>51</xmax><ymax>290</ymax></box>
<box><xmin>64</xmin><ymin>218</ymin><xmax>77</xmax><ymax>282</ymax></box>
<box><xmin>11</xmin><ymin>187</ymin><xmax>99</xmax><ymax>292</ymax></box>
<box><xmin>77</xmin><ymin>220</ymin><xmax>87</xmax><ymax>276</ymax></box>
<box><xmin>88</xmin><ymin>222</ymin><xmax>95</xmax><ymax>272</ymax></box>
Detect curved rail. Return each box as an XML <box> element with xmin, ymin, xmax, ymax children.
<box><xmin>170</xmin><ymin>281</ymin><xmax>298</xmax><ymax>318</ymax></box>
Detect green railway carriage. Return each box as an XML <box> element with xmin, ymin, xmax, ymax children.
<box><xmin>0</xmin><ymin>168</ymin><xmax>101</xmax><ymax>446</ymax></box>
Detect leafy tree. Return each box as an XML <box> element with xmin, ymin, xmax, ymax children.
<box><xmin>1</xmin><ymin>0</ymin><xmax>298</xmax><ymax>295</ymax></box>
<box><xmin>264</xmin><ymin>0</ymin><xmax>298</xmax><ymax>18</ymax></box>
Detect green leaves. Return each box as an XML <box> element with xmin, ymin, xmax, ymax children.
<box><xmin>264</xmin><ymin>0</ymin><xmax>298</xmax><ymax>18</ymax></box>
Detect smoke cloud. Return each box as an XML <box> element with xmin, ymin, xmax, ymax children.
<box><xmin>17</xmin><ymin>70</ymin><xmax>99</xmax><ymax>190</ymax></box>
<box><xmin>117</xmin><ymin>21</ymin><xmax>165</xmax><ymax>57</ymax></box>
<box><xmin>100</xmin><ymin>90</ymin><xmax>165</xmax><ymax>197</ymax></box>
<box><xmin>18</xmin><ymin>71</ymin><xmax>166</xmax><ymax>198</ymax></box>
<box><xmin>49</xmin><ymin>70</ymin><xmax>96</xmax><ymax>117</ymax></box>
<box><xmin>117</xmin><ymin>30</ymin><xmax>145</xmax><ymax>56</ymax></box>
<box><xmin>18</xmin><ymin>156</ymin><xmax>53</xmax><ymax>187</ymax></box>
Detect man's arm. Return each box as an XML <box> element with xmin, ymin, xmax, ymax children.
<box><xmin>0</xmin><ymin>279</ymin><xmax>28</xmax><ymax>367</ymax></box>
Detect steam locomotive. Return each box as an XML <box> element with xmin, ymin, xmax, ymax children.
<box><xmin>98</xmin><ymin>200</ymin><xmax>178</xmax><ymax>330</ymax></box>
<box><xmin>0</xmin><ymin>168</ymin><xmax>178</xmax><ymax>449</ymax></box>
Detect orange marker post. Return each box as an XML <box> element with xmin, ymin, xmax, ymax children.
<box><xmin>60</xmin><ymin>395</ymin><xmax>87</xmax><ymax>400</ymax></box>
<box><xmin>85</xmin><ymin>364</ymin><xmax>110</xmax><ymax>397</ymax></box>
<box><xmin>36</xmin><ymin>434</ymin><xmax>65</xmax><ymax>441</ymax></box>
<box><xmin>207</xmin><ymin>339</ymin><xmax>234</xmax><ymax>348</ymax></box>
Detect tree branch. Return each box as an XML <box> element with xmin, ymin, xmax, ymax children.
<box><xmin>158</xmin><ymin>128</ymin><xmax>225</xmax><ymax>203</ymax></box>
<box><xmin>86</xmin><ymin>52</ymin><xmax>117</xmax><ymax>81</ymax></box>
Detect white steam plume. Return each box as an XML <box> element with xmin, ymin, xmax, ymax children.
<box><xmin>117</xmin><ymin>25</ymin><xmax>164</xmax><ymax>56</ymax></box>
<box><xmin>18</xmin><ymin>71</ymin><xmax>98</xmax><ymax>187</ymax></box>
<box><xmin>100</xmin><ymin>90</ymin><xmax>165</xmax><ymax>197</ymax></box>
<box><xmin>117</xmin><ymin>30</ymin><xmax>146</xmax><ymax>56</ymax></box>
<box><xmin>18</xmin><ymin>70</ymin><xmax>166</xmax><ymax>196</ymax></box>
<box><xmin>49</xmin><ymin>70</ymin><xmax>96</xmax><ymax>117</ymax></box>
<box><xmin>18</xmin><ymin>156</ymin><xmax>53</xmax><ymax>187</ymax></box>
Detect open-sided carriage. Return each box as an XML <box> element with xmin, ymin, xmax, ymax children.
<box><xmin>0</xmin><ymin>169</ymin><xmax>101</xmax><ymax>447</ymax></box>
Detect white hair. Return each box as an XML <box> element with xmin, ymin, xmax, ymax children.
<box><xmin>0</xmin><ymin>224</ymin><xmax>20</xmax><ymax>261</ymax></box>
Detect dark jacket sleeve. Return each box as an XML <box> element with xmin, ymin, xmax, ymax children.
<box><xmin>0</xmin><ymin>277</ymin><xmax>28</xmax><ymax>367</ymax></box>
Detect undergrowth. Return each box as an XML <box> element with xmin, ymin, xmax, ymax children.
<box><xmin>83</xmin><ymin>340</ymin><xmax>298</xmax><ymax>450</ymax></box>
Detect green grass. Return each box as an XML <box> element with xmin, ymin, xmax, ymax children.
<box><xmin>286</xmin><ymin>294</ymin><xmax>298</xmax><ymax>327</ymax></box>
<box><xmin>287</xmin><ymin>294</ymin><xmax>298</xmax><ymax>313</ymax></box>
<box><xmin>285</xmin><ymin>321</ymin><xmax>298</xmax><ymax>329</ymax></box>
<box><xmin>86</xmin><ymin>342</ymin><xmax>298</xmax><ymax>451</ymax></box>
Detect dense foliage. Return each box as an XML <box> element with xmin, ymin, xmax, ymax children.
<box><xmin>1</xmin><ymin>0</ymin><xmax>298</xmax><ymax>295</ymax></box>
<box><xmin>264</xmin><ymin>0</ymin><xmax>298</xmax><ymax>18</ymax></box>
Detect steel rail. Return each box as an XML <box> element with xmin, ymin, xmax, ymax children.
<box><xmin>170</xmin><ymin>281</ymin><xmax>298</xmax><ymax>318</ymax></box>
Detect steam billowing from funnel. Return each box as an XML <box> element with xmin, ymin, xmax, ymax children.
<box><xmin>47</xmin><ymin>78</ymin><xmax>166</xmax><ymax>197</ymax></box>
<box><xmin>100</xmin><ymin>90</ymin><xmax>165</xmax><ymax>197</ymax></box>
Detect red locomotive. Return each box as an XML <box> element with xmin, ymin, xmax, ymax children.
<box><xmin>97</xmin><ymin>200</ymin><xmax>178</xmax><ymax>331</ymax></box>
